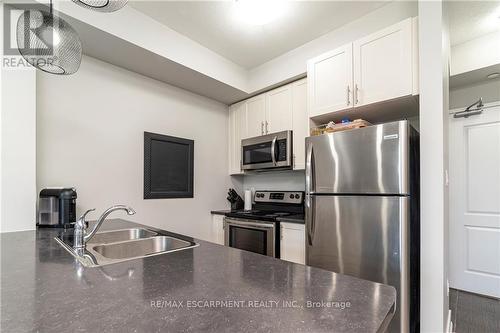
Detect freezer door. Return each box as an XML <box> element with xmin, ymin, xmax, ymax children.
<box><xmin>305</xmin><ymin>120</ymin><xmax>409</xmax><ymax>195</ymax></box>
<box><xmin>305</xmin><ymin>195</ymin><xmax>410</xmax><ymax>332</ymax></box>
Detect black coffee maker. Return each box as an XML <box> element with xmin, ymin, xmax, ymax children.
<box><xmin>37</xmin><ymin>188</ymin><xmax>77</xmax><ymax>228</ymax></box>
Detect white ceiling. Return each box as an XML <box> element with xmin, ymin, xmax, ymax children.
<box><xmin>448</xmin><ymin>0</ymin><xmax>500</xmax><ymax>46</ymax></box>
<box><xmin>129</xmin><ymin>1</ymin><xmax>388</xmax><ymax>69</ymax></box>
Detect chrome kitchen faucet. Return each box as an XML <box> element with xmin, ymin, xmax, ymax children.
<box><xmin>73</xmin><ymin>205</ymin><xmax>136</xmax><ymax>250</ymax></box>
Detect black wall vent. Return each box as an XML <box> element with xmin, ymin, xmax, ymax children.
<box><xmin>144</xmin><ymin>132</ymin><xmax>194</xmax><ymax>199</ymax></box>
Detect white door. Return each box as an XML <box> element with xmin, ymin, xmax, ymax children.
<box><xmin>265</xmin><ymin>84</ymin><xmax>292</xmax><ymax>134</ymax></box>
<box><xmin>245</xmin><ymin>95</ymin><xmax>266</xmax><ymax>138</ymax></box>
<box><xmin>449</xmin><ymin>104</ymin><xmax>500</xmax><ymax>298</ymax></box>
<box><xmin>353</xmin><ymin>18</ymin><xmax>412</xmax><ymax>107</ymax></box>
<box><xmin>291</xmin><ymin>78</ymin><xmax>308</xmax><ymax>170</ymax></box>
<box><xmin>307</xmin><ymin>43</ymin><xmax>353</xmax><ymax>117</ymax></box>
<box><xmin>280</xmin><ymin>222</ymin><xmax>305</xmax><ymax>264</ymax></box>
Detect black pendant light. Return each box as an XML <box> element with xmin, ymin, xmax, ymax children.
<box><xmin>16</xmin><ymin>1</ymin><xmax>82</xmax><ymax>75</ymax></box>
<box><xmin>70</xmin><ymin>0</ymin><xmax>128</xmax><ymax>12</ymax></box>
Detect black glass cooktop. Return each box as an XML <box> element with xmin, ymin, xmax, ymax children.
<box><xmin>225</xmin><ymin>210</ymin><xmax>292</xmax><ymax>222</ymax></box>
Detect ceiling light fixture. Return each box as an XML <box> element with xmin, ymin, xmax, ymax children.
<box><xmin>487</xmin><ymin>72</ymin><xmax>500</xmax><ymax>79</ymax></box>
<box><xmin>70</xmin><ymin>0</ymin><xmax>128</xmax><ymax>13</ymax></box>
<box><xmin>16</xmin><ymin>1</ymin><xmax>82</xmax><ymax>75</ymax></box>
<box><xmin>233</xmin><ymin>0</ymin><xmax>287</xmax><ymax>26</ymax></box>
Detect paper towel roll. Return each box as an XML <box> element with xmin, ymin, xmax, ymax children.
<box><xmin>244</xmin><ymin>190</ymin><xmax>252</xmax><ymax>211</ymax></box>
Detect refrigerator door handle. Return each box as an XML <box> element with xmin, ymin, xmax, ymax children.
<box><xmin>306</xmin><ymin>194</ymin><xmax>315</xmax><ymax>246</ymax></box>
<box><xmin>305</xmin><ymin>142</ymin><xmax>315</xmax><ymax>194</ymax></box>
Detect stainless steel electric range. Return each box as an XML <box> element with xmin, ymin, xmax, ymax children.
<box><xmin>224</xmin><ymin>191</ymin><xmax>304</xmax><ymax>258</ymax></box>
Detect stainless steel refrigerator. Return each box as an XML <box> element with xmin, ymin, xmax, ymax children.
<box><xmin>305</xmin><ymin>120</ymin><xmax>420</xmax><ymax>333</ymax></box>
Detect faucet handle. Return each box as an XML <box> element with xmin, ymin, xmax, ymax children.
<box><xmin>76</xmin><ymin>208</ymin><xmax>96</xmax><ymax>229</ymax></box>
<box><xmin>79</xmin><ymin>208</ymin><xmax>95</xmax><ymax>221</ymax></box>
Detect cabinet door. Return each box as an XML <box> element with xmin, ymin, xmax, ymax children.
<box><xmin>291</xmin><ymin>79</ymin><xmax>308</xmax><ymax>170</ymax></box>
<box><xmin>228</xmin><ymin>102</ymin><xmax>246</xmax><ymax>175</ymax></box>
<box><xmin>280</xmin><ymin>222</ymin><xmax>305</xmax><ymax>264</ymax></box>
<box><xmin>307</xmin><ymin>43</ymin><xmax>353</xmax><ymax>117</ymax></box>
<box><xmin>211</xmin><ymin>214</ymin><xmax>225</xmax><ymax>245</ymax></box>
<box><xmin>353</xmin><ymin>18</ymin><xmax>413</xmax><ymax>107</ymax></box>
<box><xmin>245</xmin><ymin>95</ymin><xmax>266</xmax><ymax>138</ymax></box>
<box><xmin>265</xmin><ymin>84</ymin><xmax>292</xmax><ymax>134</ymax></box>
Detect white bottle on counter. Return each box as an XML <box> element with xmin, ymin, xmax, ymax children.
<box><xmin>244</xmin><ymin>190</ymin><xmax>252</xmax><ymax>211</ymax></box>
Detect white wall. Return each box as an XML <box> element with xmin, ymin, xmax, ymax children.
<box><xmin>450</xmin><ymin>79</ymin><xmax>500</xmax><ymax>109</ymax></box>
<box><xmin>36</xmin><ymin>55</ymin><xmax>230</xmax><ymax>241</ymax></box>
<box><xmin>247</xmin><ymin>1</ymin><xmax>418</xmax><ymax>92</ymax></box>
<box><xmin>418</xmin><ymin>0</ymin><xmax>450</xmax><ymax>331</ymax></box>
<box><xmin>0</xmin><ymin>4</ymin><xmax>37</xmax><ymax>233</ymax></box>
<box><xmin>240</xmin><ymin>171</ymin><xmax>305</xmax><ymax>193</ymax></box>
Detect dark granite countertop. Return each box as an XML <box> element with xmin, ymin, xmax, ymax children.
<box><xmin>210</xmin><ymin>210</ymin><xmax>233</xmax><ymax>215</ymax></box>
<box><xmin>1</xmin><ymin>219</ymin><xmax>395</xmax><ymax>332</ymax></box>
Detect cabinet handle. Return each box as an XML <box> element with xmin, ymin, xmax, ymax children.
<box><xmin>265</xmin><ymin>121</ymin><xmax>269</xmax><ymax>134</ymax></box>
<box><xmin>355</xmin><ymin>84</ymin><xmax>359</xmax><ymax>105</ymax></box>
<box><xmin>346</xmin><ymin>85</ymin><xmax>351</xmax><ymax>105</ymax></box>
<box><xmin>261</xmin><ymin>121</ymin><xmax>264</xmax><ymax>135</ymax></box>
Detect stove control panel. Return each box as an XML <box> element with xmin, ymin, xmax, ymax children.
<box><xmin>254</xmin><ymin>191</ymin><xmax>303</xmax><ymax>204</ymax></box>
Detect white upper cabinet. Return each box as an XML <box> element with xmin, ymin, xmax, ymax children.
<box><xmin>265</xmin><ymin>85</ymin><xmax>293</xmax><ymax>134</ymax></box>
<box><xmin>228</xmin><ymin>79</ymin><xmax>308</xmax><ymax>173</ymax></box>
<box><xmin>307</xmin><ymin>43</ymin><xmax>353</xmax><ymax>117</ymax></box>
<box><xmin>291</xmin><ymin>78</ymin><xmax>308</xmax><ymax>170</ymax></box>
<box><xmin>307</xmin><ymin>17</ymin><xmax>418</xmax><ymax>118</ymax></box>
<box><xmin>353</xmin><ymin>18</ymin><xmax>413</xmax><ymax>107</ymax></box>
<box><xmin>228</xmin><ymin>101</ymin><xmax>247</xmax><ymax>175</ymax></box>
<box><xmin>245</xmin><ymin>95</ymin><xmax>266</xmax><ymax>138</ymax></box>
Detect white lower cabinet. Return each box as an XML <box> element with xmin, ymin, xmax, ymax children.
<box><xmin>280</xmin><ymin>222</ymin><xmax>305</xmax><ymax>264</ymax></box>
<box><xmin>211</xmin><ymin>214</ymin><xmax>225</xmax><ymax>245</ymax></box>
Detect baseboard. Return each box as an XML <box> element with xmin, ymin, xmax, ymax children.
<box><xmin>446</xmin><ymin>309</ymin><xmax>453</xmax><ymax>333</ymax></box>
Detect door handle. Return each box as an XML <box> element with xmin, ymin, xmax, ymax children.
<box><xmin>305</xmin><ymin>142</ymin><xmax>315</xmax><ymax>194</ymax></box>
<box><xmin>347</xmin><ymin>85</ymin><xmax>351</xmax><ymax>105</ymax></box>
<box><xmin>306</xmin><ymin>194</ymin><xmax>316</xmax><ymax>246</ymax></box>
<box><xmin>271</xmin><ymin>136</ymin><xmax>277</xmax><ymax>166</ymax></box>
<box><xmin>261</xmin><ymin>121</ymin><xmax>264</xmax><ymax>135</ymax></box>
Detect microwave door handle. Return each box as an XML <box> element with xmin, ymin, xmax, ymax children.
<box><xmin>271</xmin><ymin>136</ymin><xmax>277</xmax><ymax>166</ymax></box>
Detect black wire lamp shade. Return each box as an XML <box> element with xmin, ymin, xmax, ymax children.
<box><xmin>16</xmin><ymin>9</ymin><xmax>82</xmax><ymax>75</ymax></box>
<box><xmin>70</xmin><ymin>0</ymin><xmax>128</xmax><ymax>12</ymax></box>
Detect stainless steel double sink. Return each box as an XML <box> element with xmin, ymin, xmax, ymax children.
<box><xmin>56</xmin><ymin>227</ymin><xmax>198</xmax><ymax>267</ymax></box>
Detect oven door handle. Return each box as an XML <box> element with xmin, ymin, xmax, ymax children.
<box><xmin>271</xmin><ymin>136</ymin><xmax>278</xmax><ymax>166</ymax></box>
<box><xmin>225</xmin><ymin>219</ymin><xmax>275</xmax><ymax>229</ymax></box>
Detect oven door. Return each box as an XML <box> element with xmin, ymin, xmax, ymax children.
<box><xmin>224</xmin><ymin>218</ymin><xmax>276</xmax><ymax>257</ymax></box>
<box><xmin>241</xmin><ymin>130</ymin><xmax>292</xmax><ymax>171</ymax></box>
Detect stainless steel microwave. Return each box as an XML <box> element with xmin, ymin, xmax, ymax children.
<box><xmin>241</xmin><ymin>130</ymin><xmax>292</xmax><ymax>171</ymax></box>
